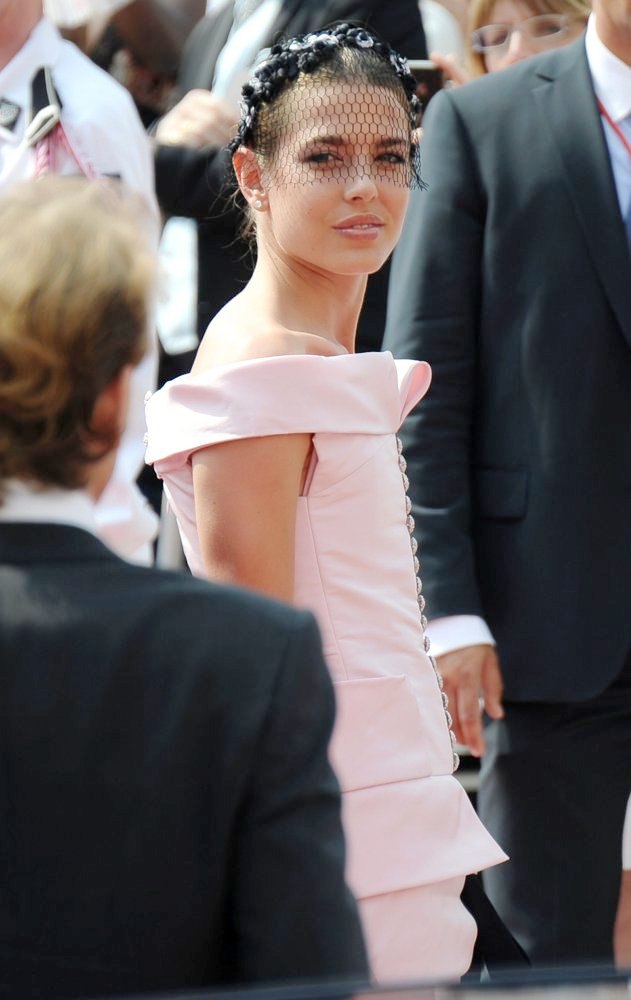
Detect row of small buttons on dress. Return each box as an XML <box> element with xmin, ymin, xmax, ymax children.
<box><xmin>397</xmin><ymin>436</ymin><xmax>460</xmax><ymax>773</ymax></box>
<box><xmin>143</xmin><ymin>391</ymin><xmax>152</xmax><ymax>446</ymax></box>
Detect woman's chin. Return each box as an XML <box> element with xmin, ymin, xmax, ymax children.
<box><xmin>333</xmin><ymin>250</ymin><xmax>394</xmax><ymax>276</ymax></box>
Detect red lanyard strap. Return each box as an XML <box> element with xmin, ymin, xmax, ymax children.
<box><xmin>597</xmin><ymin>98</ymin><xmax>631</xmax><ymax>158</ymax></box>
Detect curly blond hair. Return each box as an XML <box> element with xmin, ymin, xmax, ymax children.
<box><xmin>0</xmin><ymin>177</ymin><xmax>155</xmax><ymax>498</ymax></box>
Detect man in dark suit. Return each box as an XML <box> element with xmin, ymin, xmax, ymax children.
<box><xmin>0</xmin><ymin>176</ymin><xmax>368</xmax><ymax>997</ymax></box>
<box><xmin>384</xmin><ymin>0</ymin><xmax>631</xmax><ymax>967</ymax></box>
<box><xmin>153</xmin><ymin>0</ymin><xmax>428</xmax><ymax>360</ymax></box>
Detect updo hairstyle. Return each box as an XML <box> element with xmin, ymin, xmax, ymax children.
<box><xmin>231</xmin><ymin>23</ymin><xmax>422</xmax><ymax>180</ymax></box>
<box><xmin>0</xmin><ymin>177</ymin><xmax>155</xmax><ymax>499</ymax></box>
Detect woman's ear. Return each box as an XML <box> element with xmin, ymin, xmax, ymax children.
<box><xmin>233</xmin><ymin>146</ymin><xmax>268</xmax><ymax>212</ymax></box>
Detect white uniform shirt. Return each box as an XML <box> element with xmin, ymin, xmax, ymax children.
<box><xmin>0</xmin><ymin>17</ymin><xmax>159</xmax><ymax>562</ymax></box>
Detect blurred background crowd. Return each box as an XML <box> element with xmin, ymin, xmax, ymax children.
<box><xmin>0</xmin><ymin>0</ymin><xmax>629</xmax><ymax>993</ymax></box>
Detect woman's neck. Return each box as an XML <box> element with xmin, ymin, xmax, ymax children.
<box><xmin>246</xmin><ymin>244</ymin><xmax>368</xmax><ymax>353</ymax></box>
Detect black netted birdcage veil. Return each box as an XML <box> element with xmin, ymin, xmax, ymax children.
<box><xmin>231</xmin><ymin>23</ymin><xmax>424</xmax><ymax>189</ymax></box>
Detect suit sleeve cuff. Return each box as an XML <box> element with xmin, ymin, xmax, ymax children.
<box><xmin>426</xmin><ymin>615</ymin><xmax>495</xmax><ymax>656</ymax></box>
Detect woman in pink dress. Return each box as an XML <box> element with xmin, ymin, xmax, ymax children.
<box><xmin>146</xmin><ymin>24</ymin><xmax>506</xmax><ymax>982</ymax></box>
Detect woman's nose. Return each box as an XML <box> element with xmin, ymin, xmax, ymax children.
<box><xmin>343</xmin><ymin>168</ymin><xmax>378</xmax><ymax>201</ymax></box>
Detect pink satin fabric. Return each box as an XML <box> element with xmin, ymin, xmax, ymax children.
<box><xmin>146</xmin><ymin>352</ymin><xmax>507</xmax><ymax>982</ymax></box>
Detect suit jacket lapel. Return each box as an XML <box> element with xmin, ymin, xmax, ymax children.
<box><xmin>532</xmin><ymin>40</ymin><xmax>631</xmax><ymax>347</ymax></box>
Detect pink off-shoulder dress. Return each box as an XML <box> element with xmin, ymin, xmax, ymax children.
<box><xmin>145</xmin><ymin>351</ymin><xmax>507</xmax><ymax>983</ymax></box>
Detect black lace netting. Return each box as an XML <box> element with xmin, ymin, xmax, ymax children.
<box><xmin>231</xmin><ymin>24</ymin><xmax>424</xmax><ymax>189</ymax></box>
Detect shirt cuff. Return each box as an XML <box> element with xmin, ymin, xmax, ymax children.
<box><xmin>426</xmin><ymin>615</ymin><xmax>495</xmax><ymax>657</ymax></box>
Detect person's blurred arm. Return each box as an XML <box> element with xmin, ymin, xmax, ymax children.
<box><xmin>146</xmin><ymin>8</ymin><xmax>239</xmax><ymax>219</ymax></box>
<box><xmin>154</xmin><ymin>141</ymin><xmax>234</xmax><ymax>218</ymax></box>
<box><xmin>153</xmin><ymin>86</ymin><xmax>236</xmax><ymax>217</ymax></box>
<box><xmin>154</xmin><ymin>87</ymin><xmax>235</xmax><ymax>148</ymax></box>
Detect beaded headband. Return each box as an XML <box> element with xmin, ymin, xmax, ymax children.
<box><xmin>230</xmin><ymin>23</ymin><xmax>423</xmax><ymax>189</ymax></box>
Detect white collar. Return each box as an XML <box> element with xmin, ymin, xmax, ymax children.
<box><xmin>0</xmin><ymin>18</ymin><xmax>62</xmax><ymax>144</ymax></box>
<box><xmin>0</xmin><ymin>480</ymin><xmax>99</xmax><ymax>535</ymax></box>
<box><xmin>585</xmin><ymin>14</ymin><xmax>631</xmax><ymax>122</ymax></box>
<box><xmin>0</xmin><ymin>18</ymin><xmax>62</xmax><ymax>99</ymax></box>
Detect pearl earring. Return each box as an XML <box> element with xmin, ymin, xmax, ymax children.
<box><xmin>254</xmin><ymin>198</ymin><xmax>263</xmax><ymax>210</ymax></box>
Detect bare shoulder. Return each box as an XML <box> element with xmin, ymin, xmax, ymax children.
<box><xmin>193</xmin><ymin>319</ymin><xmax>347</xmax><ymax>373</ymax></box>
<box><xmin>264</xmin><ymin>328</ymin><xmax>348</xmax><ymax>358</ymax></box>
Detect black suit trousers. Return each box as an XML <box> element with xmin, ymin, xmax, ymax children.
<box><xmin>478</xmin><ymin>651</ymin><xmax>631</xmax><ymax>966</ymax></box>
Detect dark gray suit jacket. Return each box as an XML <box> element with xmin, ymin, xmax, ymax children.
<box><xmin>155</xmin><ymin>0</ymin><xmax>427</xmax><ymax>351</ymax></box>
<box><xmin>0</xmin><ymin>522</ymin><xmax>367</xmax><ymax>998</ymax></box>
<box><xmin>384</xmin><ymin>38</ymin><xmax>631</xmax><ymax>702</ymax></box>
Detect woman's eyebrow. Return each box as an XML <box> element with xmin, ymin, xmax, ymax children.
<box><xmin>303</xmin><ymin>134</ymin><xmax>346</xmax><ymax>146</ymax></box>
<box><xmin>302</xmin><ymin>134</ymin><xmax>408</xmax><ymax>146</ymax></box>
<box><xmin>376</xmin><ymin>136</ymin><xmax>409</xmax><ymax>147</ymax></box>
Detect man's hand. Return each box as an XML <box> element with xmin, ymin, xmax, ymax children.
<box><xmin>155</xmin><ymin>89</ymin><xmax>236</xmax><ymax>150</ymax></box>
<box><xmin>436</xmin><ymin>644</ymin><xmax>504</xmax><ymax>757</ymax></box>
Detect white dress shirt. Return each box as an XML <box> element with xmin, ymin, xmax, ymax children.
<box><xmin>0</xmin><ymin>480</ymin><xmax>98</xmax><ymax>537</ymax></box>
<box><xmin>585</xmin><ymin>14</ymin><xmax>631</xmax><ymax>222</ymax></box>
<box><xmin>426</xmin><ymin>614</ymin><xmax>495</xmax><ymax>655</ymax></box>
<box><xmin>0</xmin><ymin>17</ymin><xmax>159</xmax><ymax>563</ymax></box>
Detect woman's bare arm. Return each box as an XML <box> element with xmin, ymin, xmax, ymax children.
<box><xmin>192</xmin><ymin>433</ymin><xmax>312</xmax><ymax>603</ymax></box>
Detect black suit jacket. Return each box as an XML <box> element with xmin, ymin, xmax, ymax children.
<box><xmin>155</xmin><ymin>0</ymin><xmax>427</xmax><ymax>354</ymax></box>
<box><xmin>0</xmin><ymin>523</ymin><xmax>367</xmax><ymax>998</ymax></box>
<box><xmin>384</xmin><ymin>38</ymin><xmax>631</xmax><ymax>703</ymax></box>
